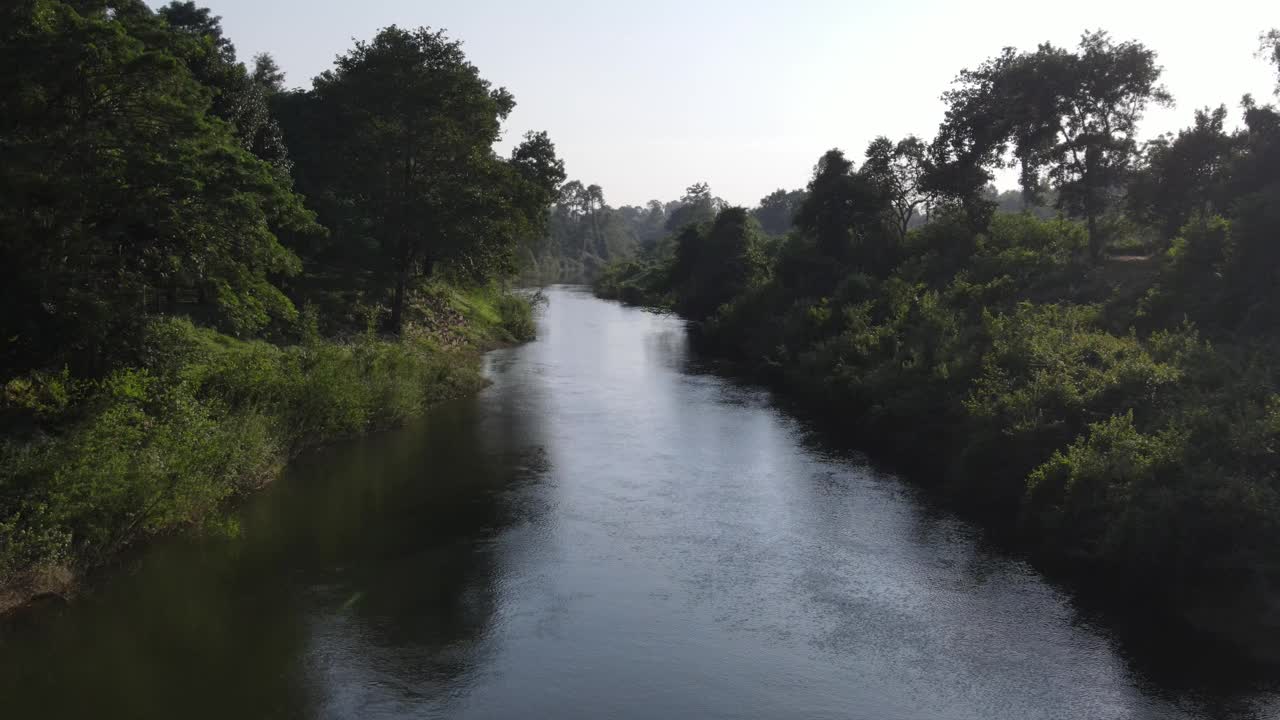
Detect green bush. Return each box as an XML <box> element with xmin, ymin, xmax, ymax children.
<box><xmin>1024</xmin><ymin>412</ymin><xmax>1187</xmax><ymax>564</ymax></box>
<box><xmin>0</xmin><ymin>287</ymin><xmax>512</xmax><ymax>589</ymax></box>
<box><xmin>496</xmin><ymin>293</ymin><xmax>538</xmax><ymax>342</ymax></box>
<box><xmin>593</xmin><ymin>257</ymin><xmax>674</xmax><ymax>308</ymax></box>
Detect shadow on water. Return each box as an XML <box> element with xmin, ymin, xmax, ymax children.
<box><xmin>0</xmin><ymin>390</ymin><xmax>552</xmax><ymax>719</ymax></box>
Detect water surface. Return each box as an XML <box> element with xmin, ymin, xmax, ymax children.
<box><xmin>2</xmin><ymin>286</ymin><xmax>1276</xmax><ymax>719</ymax></box>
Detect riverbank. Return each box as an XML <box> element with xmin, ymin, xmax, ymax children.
<box><xmin>0</xmin><ymin>283</ymin><xmax>536</xmax><ymax>615</ymax></box>
<box><xmin>592</xmin><ymin>210</ymin><xmax>1280</xmax><ymax>665</ymax></box>
<box><xmin>12</xmin><ymin>286</ymin><xmax>1271</xmax><ymax>719</ymax></box>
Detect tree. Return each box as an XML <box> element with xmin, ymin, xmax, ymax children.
<box><xmin>557</xmin><ymin>180</ymin><xmax>602</xmax><ymax>260</ymax></box>
<box><xmin>1141</xmin><ymin>36</ymin><xmax>1280</xmax><ymax>333</ymax></box>
<box><xmin>0</xmin><ymin>0</ymin><xmax>315</xmax><ymax>374</ymax></box>
<box><xmin>523</xmin><ymin>179</ymin><xmax>640</xmax><ymax>281</ymax></box>
<box><xmin>1214</xmin><ymin>95</ymin><xmax>1280</xmax><ymax>329</ymax></box>
<box><xmin>623</xmin><ymin>200</ymin><xmax>669</xmax><ymax>252</ymax></box>
<box><xmin>670</xmin><ymin>208</ymin><xmax>769</xmax><ymax>318</ymax></box>
<box><xmin>152</xmin><ymin>2</ymin><xmax>291</xmax><ymax>168</ymax></box>
<box><xmin>579</xmin><ymin>184</ymin><xmax>606</xmax><ymax>257</ymax></box>
<box><xmin>640</xmin><ymin>200</ymin><xmax>669</xmax><ymax>250</ymax></box>
<box><xmin>297</xmin><ymin>26</ymin><xmax>558</xmax><ymax>331</ymax></box>
<box><xmin>588</xmin><ymin>185</ymin><xmax>608</xmax><ymax>254</ymax></box>
<box><xmin>940</xmin><ymin>31</ymin><xmax>1171</xmax><ymax>259</ymax></box>
<box><xmin>1260</xmin><ymin>29</ymin><xmax>1280</xmax><ymax>95</ymax></box>
<box><xmin>861</xmin><ymin>136</ymin><xmax>931</xmax><ymax>240</ymax></box>
<box><xmin>252</xmin><ymin>52</ymin><xmax>285</xmax><ymax>92</ymax></box>
<box><xmin>793</xmin><ymin>149</ymin><xmax>893</xmax><ymax>271</ymax></box>
<box><xmin>1129</xmin><ymin>106</ymin><xmax>1236</xmax><ymax>240</ymax></box>
<box><xmin>986</xmin><ymin>185</ymin><xmax>1057</xmax><ymax>218</ymax></box>
<box><xmin>156</xmin><ymin>1</ymin><xmax>235</xmax><ymax>62</ymax></box>
<box><xmin>665</xmin><ymin>182</ymin><xmax>724</xmax><ymax>231</ymax></box>
<box><xmin>486</xmin><ymin>131</ymin><xmax>567</xmax><ymax>276</ymax></box>
<box><xmin>509</xmin><ymin>131</ymin><xmax>568</xmax><ymax>221</ymax></box>
<box><xmin>752</xmin><ymin>188</ymin><xmax>807</xmax><ymax>236</ymax></box>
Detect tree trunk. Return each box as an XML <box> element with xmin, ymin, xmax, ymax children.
<box><xmin>389</xmin><ymin>269</ymin><xmax>408</xmax><ymax>335</ymax></box>
<box><xmin>388</xmin><ymin>256</ymin><xmax>434</xmax><ymax>334</ymax></box>
<box><xmin>589</xmin><ymin>203</ymin><xmax>604</xmax><ymax>258</ymax></box>
<box><xmin>1084</xmin><ymin>147</ymin><xmax>1104</xmax><ymax>262</ymax></box>
<box><xmin>1086</xmin><ymin>197</ymin><xmax>1103</xmax><ymax>263</ymax></box>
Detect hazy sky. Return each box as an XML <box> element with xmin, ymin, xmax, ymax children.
<box><xmin>163</xmin><ymin>0</ymin><xmax>1277</xmax><ymax>207</ymax></box>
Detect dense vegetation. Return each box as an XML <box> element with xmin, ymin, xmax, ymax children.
<box><xmin>524</xmin><ymin>179</ymin><xmax>817</xmax><ymax>283</ymax></box>
<box><xmin>597</xmin><ymin>30</ymin><xmax>1280</xmax><ymax>660</ymax></box>
<box><xmin>0</xmin><ymin>1</ymin><xmax>560</xmax><ymax>608</ymax></box>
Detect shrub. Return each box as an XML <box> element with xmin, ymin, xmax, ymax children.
<box><xmin>1024</xmin><ymin>412</ymin><xmax>1187</xmax><ymax>564</ymax></box>
<box><xmin>0</xmin><ymin>287</ymin><xmax>508</xmax><ymax>589</ymax></box>
<box><xmin>497</xmin><ymin>293</ymin><xmax>537</xmax><ymax>342</ymax></box>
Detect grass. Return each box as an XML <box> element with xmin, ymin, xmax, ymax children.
<box><xmin>0</xmin><ymin>283</ymin><xmax>534</xmax><ymax>611</ymax></box>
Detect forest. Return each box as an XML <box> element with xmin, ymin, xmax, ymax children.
<box><xmin>0</xmin><ymin>0</ymin><xmax>562</xmax><ymax>608</ymax></box>
<box><xmin>4</xmin><ymin>0</ymin><xmax>1280</xmax><ymax>668</ymax></box>
<box><xmin>594</xmin><ymin>30</ymin><xmax>1280</xmax><ymax>658</ymax></box>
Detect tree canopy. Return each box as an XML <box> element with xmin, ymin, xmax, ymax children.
<box><xmin>594</xmin><ymin>27</ymin><xmax>1280</xmax><ymax>662</ymax></box>
<box><xmin>938</xmin><ymin>31</ymin><xmax>1171</xmax><ymax>258</ymax></box>
<box><xmin>0</xmin><ymin>0</ymin><xmax>316</xmax><ymax>375</ymax></box>
<box><xmin>279</xmin><ymin>26</ymin><xmax>562</xmax><ymax>331</ymax></box>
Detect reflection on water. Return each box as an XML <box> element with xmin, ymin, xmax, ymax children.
<box><xmin>1</xmin><ymin>286</ymin><xmax>1277</xmax><ymax>719</ymax></box>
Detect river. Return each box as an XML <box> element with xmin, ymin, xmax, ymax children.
<box><xmin>2</xmin><ymin>286</ymin><xmax>1277</xmax><ymax>719</ymax></box>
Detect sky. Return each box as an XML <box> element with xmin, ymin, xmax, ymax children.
<box><xmin>158</xmin><ymin>0</ymin><xmax>1278</xmax><ymax>207</ymax></box>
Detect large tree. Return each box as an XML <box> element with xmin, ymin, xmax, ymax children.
<box><xmin>665</xmin><ymin>182</ymin><xmax>724</xmax><ymax>232</ymax></box>
<box><xmin>669</xmin><ymin>208</ymin><xmax>769</xmax><ymax>318</ymax></box>
<box><xmin>558</xmin><ymin>181</ymin><xmax>608</xmax><ymax>259</ymax></box>
<box><xmin>151</xmin><ymin>1</ymin><xmax>291</xmax><ymax>168</ymax></box>
<box><xmin>1129</xmin><ymin>106</ymin><xmax>1237</xmax><ymax>240</ymax></box>
<box><xmin>861</xmin><ymin>136</ymin><xmax>932</xmax><ymax>241</ymax></box>
<box><xmin>1215</xmin><ymin>79</ymin><xmax>1280</xmax><ymax>328</ymax></box>
<box><xmin>295</xmin><ymin>26</ymin><xmax>560</xmax><ymax>331</ymax></box>
<box><xmin>793</xmin><ymin>149</ymin><xmax>893</xmax><ymax>271</ymax></box>
<box><xmin>939</xmin><ymin>31</ymin><xmax>1171</xmax><ymax>259</ymax></box>
<box><xmin>251</xmin><ymin>52</ymin><xmax>286</xmax><ymax>92</ymax></box>
<box><xmin>0</xmin><ymin>0</ymin><xmax>315</xmax><ymax>375</ymax></box>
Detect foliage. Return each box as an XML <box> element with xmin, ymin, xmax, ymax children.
<box><xmin>594</xmin><ymin>257</ymin><xmax>675</xmax><ymax>307</ymax></box>
<box><xmin>669</xmin><ymin>208</ymin><xmax>770</xmax><ymax>318</ymax></box>
<box><xmin>0</xmin><ymin>285</ymin><xmax>526</xmax><ymax>589</ymax></box>
<box><xmin>0</xmin><ymin>0</ymin><xmax>317</xmax><ymax>377</ymax></box>
<box><xmin>752</xmin><ymin>188</ymin><xmax>808</xmax><ymax>236</ymax></box>
<box><xmin>862</xmin><ymin>136</ymin><xmax>933</xmax><ymax>240</ymax></box>
<box><xmin>591</xmin><ymin>25</ymin><xmax>1280</xmax><ymax>654</ymax></box>
<box><xmin>523</xmin><ymin>181</ymin><xmax>734</xmax><ymax>284</ymax></box>
<box><xmin>794</xmin><ymin>149</ymin><xmax>894</xmax><ymax>272</ymax></box>
<box><xmin>1129</xmin><ymin>106</ymin><xmax>1236</xmax><ymax>241</ymax></box>
<box><xmin>937</xmin><ymin>31</ymin><xmax>1171</xmax><ymax>259</ymax></box>
<box><xmin>8</xmin><ymin>0</ymin><xmax>1280</xmax><ymax>664</ymax></box>
<box><xmin>277</xmin><ymin>25</ymin><xmax>562</xmax><ymax>331</ymax></box>
<box><xmin>0</xmin><ymin>4</ymin><xmax>546</xmax><ymax>604</ymax></box>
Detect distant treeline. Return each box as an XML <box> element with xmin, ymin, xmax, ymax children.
<box><xmin>596</xmin><ymin>30</ymin><xmax>1280</xmax><ymax>662</ymax></box>
<box><xmin>1</xmin><ymin>1</ymin><xmax>559</xmax><ymax>606</ymax></box>
<box><xmin>528</xmin><ymin>169</ymin><xmax>1055</xmax><ymax>284</ymax></box>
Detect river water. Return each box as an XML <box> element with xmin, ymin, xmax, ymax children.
<box><xmin>2</xmin><ymin>286</ymin><xmax>1277</xmax><ymax>719</ymax></box>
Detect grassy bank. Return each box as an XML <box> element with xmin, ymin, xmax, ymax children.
<box><xmin>0</xmin><ymin>283</ymin><xmax>535</xmax><ymax>613</ymax></box>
